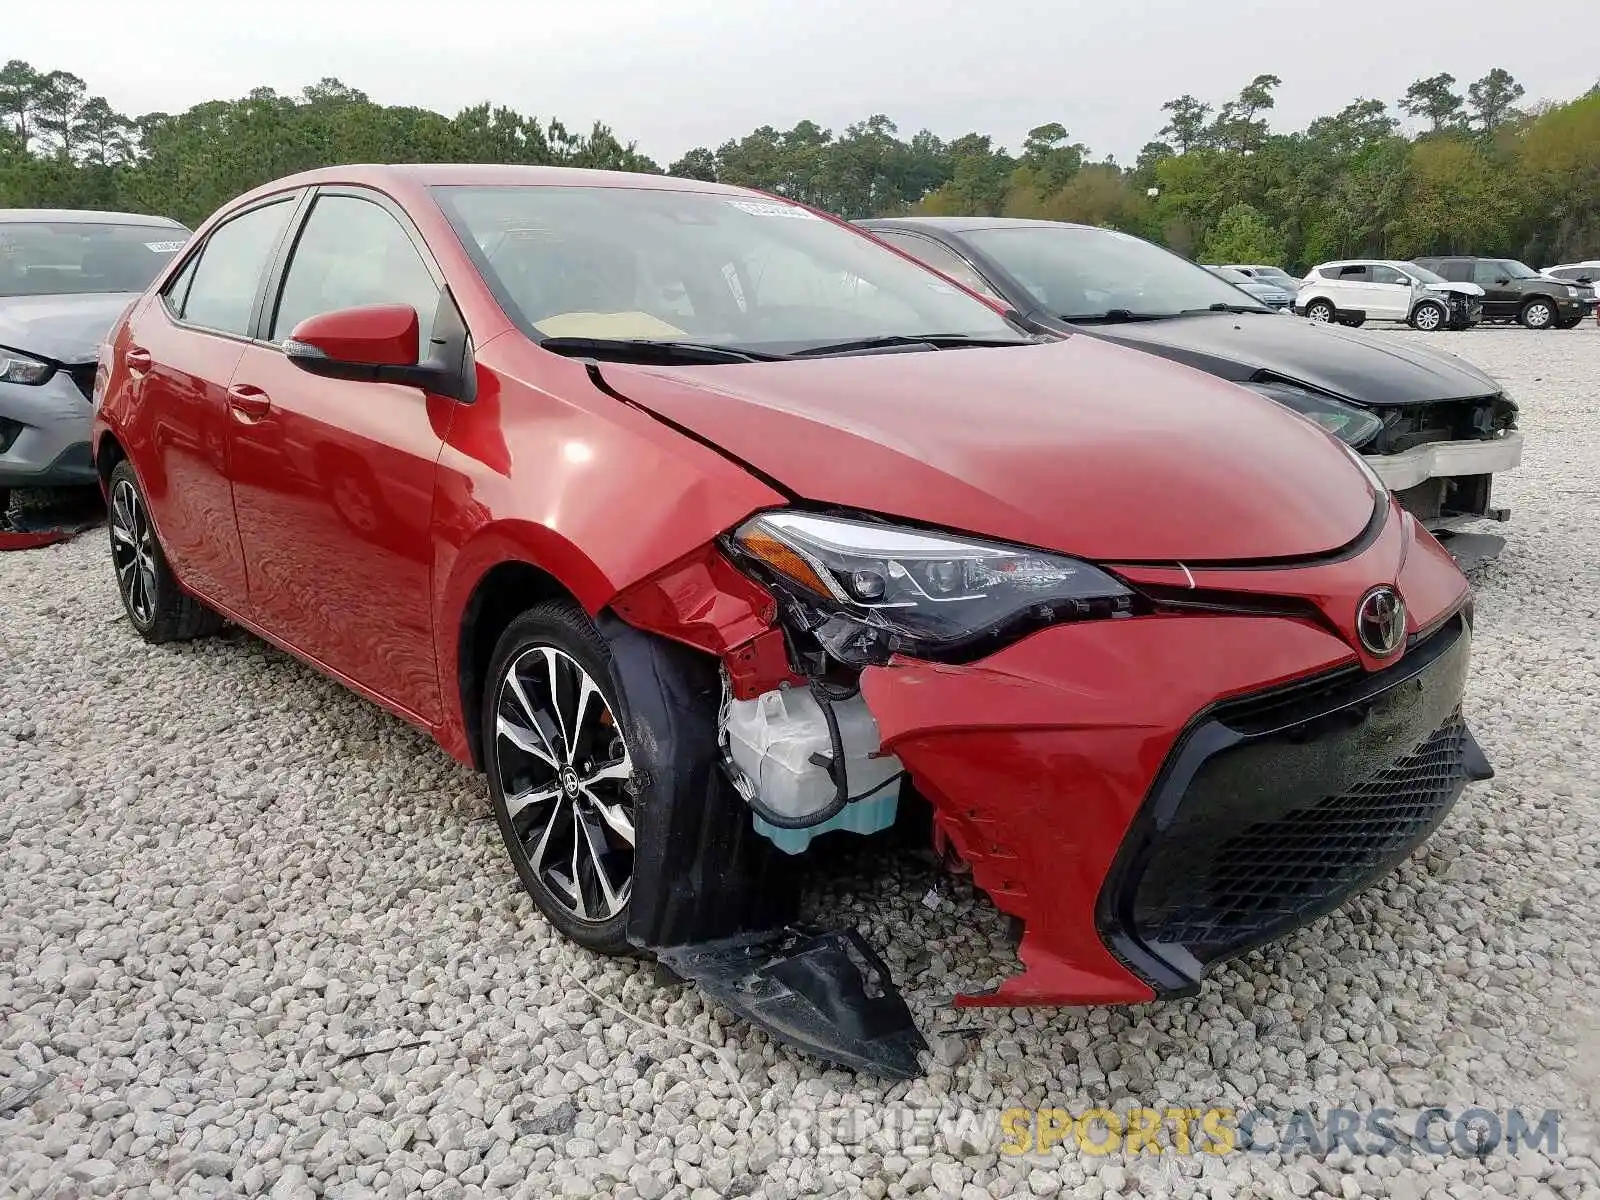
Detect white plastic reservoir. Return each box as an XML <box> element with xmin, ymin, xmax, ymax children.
<box><xmin>723</xmin><ymin>685</ymin><xmax>903</xmax><ymax>854</ymax></box>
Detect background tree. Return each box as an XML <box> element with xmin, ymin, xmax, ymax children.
<box><xmin>1400</xmin><ymin>74</ymin><xmax>1466</xmax><ymax>132</ymax></box>
<box><xmin>0</xmin><ymin>59</ymin><xmax>1594</xmax><ymax>267</ymax></box>
<box><xmin>1467</xmin><ymin>68</ymin><xmax>1526</xmax><ymax>135</ymax></box>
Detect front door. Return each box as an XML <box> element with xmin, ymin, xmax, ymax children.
<box><xmin>1367</xmin><ymin>264</ymin><xmax>1414</xmax><ymax>321</ymax></box>
<box><xmin>1472</xmin><ymin>260</ymin><xmax>1518</xmax><ymax>318</ymax></box>
<box><xmin>125</xmin><ymin>197</ymin><xmax>299</xmax><ymax>607</ymax></box>
<box><xmin>226</xmin><ymin>189</ymin><xmax>454</xmax><ymax>722</ymax></box>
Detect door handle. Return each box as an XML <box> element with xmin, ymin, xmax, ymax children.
<box><xmin>124</xmin><ymin>346</ymin><xmax>152</xmax><ymax>375</ymax></box>
<box><xmin>227</xmin><ymin>384</ymin><xmax>272</xmax><ymax>422</ymax></box>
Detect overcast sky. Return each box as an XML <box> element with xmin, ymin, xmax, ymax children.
<box><xmin>13</xmin><ymin>0</ymin><xmax>1600</xmax><ymax>164</ymax></box>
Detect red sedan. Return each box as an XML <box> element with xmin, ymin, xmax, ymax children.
<box><xmin>91</xmin><ymin>165</ymin><xmax>1490</xmax><ymax>1077</ymax></box>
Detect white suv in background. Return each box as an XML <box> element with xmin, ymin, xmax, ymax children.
<box><xmin>1296</xmin><ymin>260</ymin><xmax>1485</xmax><ymax>331</ymax></box>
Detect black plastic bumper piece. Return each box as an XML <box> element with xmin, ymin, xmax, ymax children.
<box><xmin>599</xmin><ymin>614</ymin><xmax>925</xmax><ymax>1078</ymax></box>
<box><xmin>1099</xmin><ymin>613</ymin><xmax>1486</xmax><ymax>996</ymax></box>
<box><xmin>658</xmin><ymin>927</ymin><xmax>927</xmax><ymax>1080</ymax></box>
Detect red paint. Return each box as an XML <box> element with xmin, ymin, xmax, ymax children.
<box><xmin>91</xmin><ymin>164</ymin><xmax>1474</xmax><ymax>1011</ymax></box>
<box><xmin>288</xmin><ymin>304</ymin><xmax>420</xmax><ymax>366</ymax></box>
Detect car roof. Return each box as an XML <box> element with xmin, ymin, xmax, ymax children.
<box><xmin>241</xmin><ymin>163</ymin><xmax>755</xmax><ymax>195</ymax></box>
<box><xmin>0</xmin><ymin>208</ymin><xmax>188</xmax><ymax>227</ymax></box>
<box><xmin>1316</xmin><ymin>259</ymin><xmax>1414</xmax><ymax>270</ymax></box>
<box><xmin>855</xmin><ymin>216</ymin><xmax>1092</xmax><ymax>234</ymax></box>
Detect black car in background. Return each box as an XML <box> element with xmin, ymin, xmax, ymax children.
<box><xmin>1412</xmin><ymin>256</ymin><xmax>1588</xmax><ymax>329</ymax></box>
<box><xmin>856</xmin><ymin>217</ymin><xmax>1521</xmax><ymax>560</ymax></box>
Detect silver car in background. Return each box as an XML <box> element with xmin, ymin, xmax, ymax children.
<box><xmin>1203</xmin><ymin>264</ymin><xmax>1293</xmax><ymax>309</ymax></box>
<box><xmin>1</xmin><ymin>210</ymin><xmax>190</xmax><ymax>507</ymax></box>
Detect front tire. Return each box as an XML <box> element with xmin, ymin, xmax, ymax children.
<box><xmin>1410</xmin><ymin>301</ymin><xmax>1446</xmax><ymax>331</ymax></box>
<box><xmin>107</xmin><ymin>461</ymin><xmax>222</xmax><ymax>643</ymax></box>
<box><xmin>1304</xmin><ymin>298</ymin><xmax>1336</xmax><ymax>324</ymax></box>
<box><xmin>1520</xmin><ymin>299</ymin><xmax>1555</xmax><ymax>329</ymax></box>
<box><xmin>483</xmin><ymin>602</ymin><xmax>638</xmax><ymax>954</ymax></box>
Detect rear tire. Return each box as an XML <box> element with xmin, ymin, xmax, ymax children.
<box><xmin>1410</xmin><ymin>301</ymin><xmax>1446</xmax><ymax>331</ymax></box>
<box><xmin>1304</xmin><ymin>299</ymin><xmax>1336</xmax><ymax>324</ymax></box>
<box><xmin>107</xmin><ymin>461</ymin><xmax>223</xmax><ymax>643</ymax></box>
<box><xmin>1519</xmin><ymin>299</ymin><xmax>1555</xmax><ymax>329</ymax></box>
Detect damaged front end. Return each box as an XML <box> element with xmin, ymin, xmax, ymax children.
<box><xmin>601</xmin><ymin>512</ymin><xmax>1144</xmax><ymax>1076</ymax></box>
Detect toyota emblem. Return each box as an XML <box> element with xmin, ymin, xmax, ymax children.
<box><xmin>1356</xmin><ymin>586</ymin><xmax>1407</xmax><ymax>657</ymax></box>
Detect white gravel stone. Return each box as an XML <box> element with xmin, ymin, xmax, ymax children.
<box><xmin>1</xmin><ymin>328</ymin><xmax>1598</xmax><ymax>1200</ymax></box>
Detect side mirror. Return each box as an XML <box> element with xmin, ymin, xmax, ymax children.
<box><xmin>284</xmin><ymin>303</ymin><xmax>457</xmax><ymax>394</ymax></box>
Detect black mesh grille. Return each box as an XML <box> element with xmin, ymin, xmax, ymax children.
<box><xmin>1136</xmin><ymin>713</ymin><xmax>1466</xmax><ymax>951</ymax></box>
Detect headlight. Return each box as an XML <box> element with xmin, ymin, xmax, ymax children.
<box><xmin>1243</xmin><ymin>379</ymin><xmax>1383</xmax><ymax>449</ymax></box>
<box><xmin>728</xmin><ymin>511</ymin><xmax>1134</xmax><ymax>665</ymax></box>
<box><xmin>0</xmin><ymin>347</ymin><xmax>52</xmax><ymax>386</ymax></box>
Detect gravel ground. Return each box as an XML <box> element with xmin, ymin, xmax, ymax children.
<box><xmin>2</xmin><ymin>326</ymin><xmax>1598</xmax><ymax>1200</ymax></box>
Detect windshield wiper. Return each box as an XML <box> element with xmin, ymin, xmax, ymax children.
<box><xmin>1060</xmin><ymin>309</ymin><xmax>1181</xmax><ymax>324</ymax></box>
<box><xmin>789</xmin><ymin>332</ymin><xmax>1035</xmax><ymax>357</ymax></box>
<box><xmin>1182</xmin><ymin>303</ymin><xmax>1273</xmax><ymax>315</ymax></box>
<box><xmin>538</xmin><ymin>337</ymin><xmax>790</xmax><ymax>365</ymax></box>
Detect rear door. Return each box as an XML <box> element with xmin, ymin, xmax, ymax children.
<box><xmin>122</xmin><ymin>195</ymin><xmax>300</xmax><ymax>607</ymax></box>
<box><xmin>225</xmin><ymin>187</ymin><xmax>454</xmax><ymax>721</ymax></box>
<box><xmin>1326</xmin><ymin>264</ymin><xmax>1373</xmax><ymax>313</ymax></box>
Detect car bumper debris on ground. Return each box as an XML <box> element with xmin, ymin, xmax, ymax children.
<box><xmin>1</xmin><ymin>327</ymin><xmax>1597</xmax><ymax>1199</ymax></box>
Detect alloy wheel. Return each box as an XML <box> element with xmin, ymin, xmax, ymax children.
<box><xmin>110</xmin><ymin>478</ymin><xmax>158</xmax><ymax>627</ymax></box>
<box><xmin>1307</xmin><ymin>302</ymin><xmax>1333</xmax><ymax>324</ymax></box>
<box><xmin>493</xmin><ymin>645</ymin><xmax>635</xmax><ymax>923</ymax></box>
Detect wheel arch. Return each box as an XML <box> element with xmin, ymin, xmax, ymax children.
<box><xmin>442</xmin><ymin>520</ymin><xmax>618</xmax><ymax>770</ymax></box>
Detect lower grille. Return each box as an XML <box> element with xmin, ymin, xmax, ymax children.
<box><xmin>1136</xmin><ymin>713</ymin><xmax>1466</xmax><ymax>953</ymax></box>
<box><xmin>1098</xmin><ymin>615</ymin><xmax>1480</xmax><ymax>992</ymax></box>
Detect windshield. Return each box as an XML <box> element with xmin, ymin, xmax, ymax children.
<box><xmin>1498</xmin><ymin>260</ymin><xmax>1539</xmax><ymax>279</ymax></box>
<box><xmin>1211</xmin><ymin>267</ymin><xmax>1254</xmax><ymax>284</ymax></box>
<box><xmin>961</xmin><ymin>224</ymin><xmax>1269</xmax><ymax>319</ymax></box>
<box><xmin>1251</xmin><ymin>267</ymin><xmax>1297</xmax><ymax>286</ymax></box>
<box><xmin>434</xmin><ymin>186</ymin><xmax>1021</xmax><ymax>353</ymax></box>
<box><xmin>1409</xmin><ymin>264</ymin><xmax>1448</xmax><ymax>285</ymax></box>
<box><xmin>0</xmin><ymin>222</ymin><xmax>189</xmax><ymax>297</ymax></box>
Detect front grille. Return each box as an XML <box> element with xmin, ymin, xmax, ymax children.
<box><xmin>1098</xmin><ymin>615</ymin><xmax>1477</xmax><ymax>992</ymax></box>
<box><xmin>64</xmin><ymin>363</ymin><xmax>97</xmax><ymax>402</ymax></box>
<box><xmin>1136</xmin><ymin>713</ymin><xmax>1466</xmax><ymax>953</ymax></box>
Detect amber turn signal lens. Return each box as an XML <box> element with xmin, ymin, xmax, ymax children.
<box><xmin>735</xmin><ymin>527</ymin><xmax>836</xmax><ymax>599</ymax></box>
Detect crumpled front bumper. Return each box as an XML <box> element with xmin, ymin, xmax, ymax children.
<box><xmin>1364</xmin><ymin>431</ymin><xmax>1522</xmax><ymax>493</ymax></box>
<box><xmin>858</xmin><ymin>514</ymin><xmax>1482</xmax><ymax>1007</ymax></box>
<box><xmin>0</xmin><ymin>369</ymin><xmax>98</xmax><ymax>489</ymax></box>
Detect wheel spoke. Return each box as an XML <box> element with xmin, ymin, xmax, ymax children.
<box><xmin>583</xmin><ymin>786</ymin><xmax>635</xmax><ymax>846</ymax></box>
<box><xmin>538</xmin><ymin>648</ymin><xmax>574</xmax><ymax>760</ymax></box>
<box><xmin>568</xmin><ymin>810</ymin><xmax>588</xmax><ymax>919</ymax></box>
<box><xmin>575</xmin><ymin>804</ymin><xmax>621</xmax><ymax>915</ymax></box>
<box><xmin>110</xmin><ymin>524</ymin><xmax>134</xmax><ymax>547</ymax></box>
<box><xmin>505</xmin><ymin>782</ymin><xmax>562</xmax><ymax>822</ymax></box>
<box><xmin>525</xmin><ymin>794</ymin><xmax>566</xmax><ymax>875</ymax></box>
<box><xmin>496</xmin><ymin>715</ymin><xmax>560</xmax><ymax>770</ymax></box>
<box><xmin>582</xmin><ymin>751</ymin><xmax>633</xmax><ymax>785</ymax></box>
<box><xmin>570</xmin><ymin>674</ymin><xmax>600</xmax><ymax>758</ymax></box>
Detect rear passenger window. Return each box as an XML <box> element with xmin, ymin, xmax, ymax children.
<box><xmin>179</xmin><ymin>201</ymin><xmax>295</xmax><ymax>336</ymax></box>
<box><xmin>1336</xmin><ymin>265</ymin><xmax>1370</xmax><ymax>281</ymax></box>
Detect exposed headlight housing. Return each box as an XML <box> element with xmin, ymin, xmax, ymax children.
<box><xmin>728</xmin><ymin>511</ymin><xmax>1135</xmax><ymax>665</ymax></box>
<box><xmin>1243</xmin><ymin>379</ymin><xmax>1383</xmax><ymax>449</ymax></box>
<box><xmin>0</xmin><ymin>347</ymin><xmax>53</xmax><ymax>386</ymax></box>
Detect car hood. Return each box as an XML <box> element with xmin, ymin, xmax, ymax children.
<box><xmin>1076</xmin><ymin>311</ymin><xmax>1501</xmax><ymax>407</ymax></box>
<box><xmin>1424</xmin><ymin>281</ymin><xmax>1485</xmax><ymax>297</ymax></box>
<box><xmin>598</xmin><ymin>336</ymin><xmax>1377</xmax><ymax>564</ymax></box>
<box><xmin>0</xmin><ymin>293</ymin><xmax>139</xmax><ymax>364</ymax></box>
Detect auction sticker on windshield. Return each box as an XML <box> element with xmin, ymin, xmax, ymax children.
<box><xmin>144</xmin><ymin>241</ymin><xmax>187</xmax><ymax>252</ymax></box>
<box><xmin>727</xmin><ymin>200</ymin><xmax>818</xmax><ymax>219</ymax></box>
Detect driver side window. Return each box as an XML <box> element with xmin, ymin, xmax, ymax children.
<box><xmin>271</xmin><ymin>195</ymin><xmax>440</xmax><ymax>355</ymax></box>
<box><xmin>1370</xmin><ymin>265</ymin><xmax>1408</xmax><ymax>286</ymax></box>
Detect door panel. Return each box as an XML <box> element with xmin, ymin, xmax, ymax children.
<box><xmin>130</xmin><ymin>308</ymin><xmax>249</xmax><ymax>603</ymax></box>
<box><xmin>226</xmin><ymin>191</ymin><xmax>451</xmax><ymax>719</ymax></box>
<box><xmin>130</xmin><ymin>198</ymin><xmax>297</xmax><ymax>607</ymax></box>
